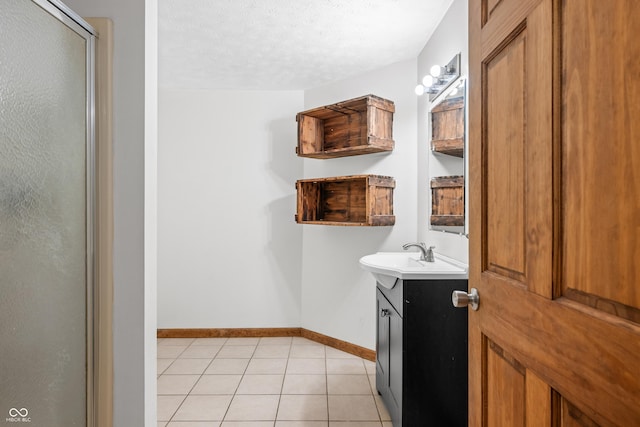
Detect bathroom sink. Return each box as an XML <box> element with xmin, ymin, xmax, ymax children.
<box><xmin>359</xmin><ymin>252</ymin><xmax>468</xmax><ymax>289</ymax></box>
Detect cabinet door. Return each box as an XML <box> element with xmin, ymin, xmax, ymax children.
<box><xmin>404</xmin><ymin>280</ymin><xmax>468</xmax><ymax>426</ymax></box>
<box><xmin>376</xmin><ymin>289</ymin><xmax>401</xmax><ymax>424</ymax></box>
<box><xmin>375</xmin><ymin>289</ymin><xmax>390</xmax><ymax>391</ymax></box>
<box><xmin>388</xmin><ymin>303</ymin><xmax>403</xmax><ymax>426</ymax></box>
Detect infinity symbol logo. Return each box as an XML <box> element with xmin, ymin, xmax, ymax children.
<box><xmin>8</xmin><ymin>408</ymin><xmax>28</xmax><ymax>417</ymax></box>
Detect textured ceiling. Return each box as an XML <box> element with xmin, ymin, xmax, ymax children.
<box><xmin>159</xmin><ymin>0</ymin><xmax>453</xmax><ymax>90</ymax></box>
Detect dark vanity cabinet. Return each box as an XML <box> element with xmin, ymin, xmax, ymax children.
<box><xmin>376</xmin><ymin>278</ymin><xmax>468</xmax><ymax>426</ymax></box>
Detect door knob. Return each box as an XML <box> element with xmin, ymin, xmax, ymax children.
<box><xmin>380</xmin><ymin>308</ymin><xmax>391</xmax><ymax>317</ymax></box>
<box><xmin>452</xmin><ymin>288</ymin><xmax>479</xmax><ymax>311</ymax></box>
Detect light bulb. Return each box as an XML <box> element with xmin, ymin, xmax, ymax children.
<box><xmin>414</xmin><ymin>84</ymin><xmax>425</xmax><ymax>96</ymax></box>
<box><xmin>430</xmin><ymin>64</ymin><xmax>442</xmax><ymax>77</ymax></box>
<box><xmin>422</xmin><ymin>75</ymin><xmax>435</xmax><ymax>87</ymax></box>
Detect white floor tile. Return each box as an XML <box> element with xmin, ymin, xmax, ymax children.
<box><xmin>363</xmin><ymin>361</ymin><xmax>376</xmax><ymax>375</ymax></box>
<box><xmin>222</xmin><ymin>422</ymin><xmax>274</xmax><ymax>427</ymax></box>
<box><xmin>192</xmin><ymin>338</ymin><xmax>228</xmax><ymax>346</ymax></box>
<box><xmin>373</xmin><ymin>396</ymin><xmax>390</xmax><ymax>421</ymax></box>
<box><xmin>277</xmin><ymin>395</ymin><xmax>328</xmax><ymax>421</ymax></box>
<box><xmin>282</xmin><ymin>374</ymin><xmax>327</xmax><ymax>395</ymax></box>
<box><xmin>160</xmin><ymin>338</ymin><xmax>196</xmax><ymax>346</ymax></box>
<box><xmin>158</xmin><ymin>339</ymin><xmax>381</xmax><ymax>425</ymax></box>
<box><xmin>236</xmin><ymin>374</ymin><xmax>284</xmax><ymax>394</ymax></box>
<box><xmin>326</xmin><ymin>359</ymin><xmax>366</xmax><ymax>375</ymax></box>
<box><xmin>276</xmin><ymin>422</ymin><xmax>328</xmax><ymax>427</ymax></box>
<box><xmin>224</xmin><ymin>395</ymin><xmax>280</xmax><ymax>421</ymax></box>
<box><xmin>286</xmin><ymin>358</ymin><xmax>326</xmax><ymax>375</ymax></box>
<box><xmin>327</xmin><ymin>375</ymin><xmax>372</xmax><ymax>395</ymax></box>
<box><xmin>289</xmin><ymin>345</ymin><xmax>326</xmax><ymax>359</ymax></box>
<box><xmin>253</xmin><ymin>344</ymin><xmax>291</xmax><ymax>359</ymax></box>
<box><xmin>168</xmin><ymin>422</ymin><xmax>221</xmax><ymax>427</ymax></box>
<box><xmin>157</xmin><ymin>375</ymin><xmax>200</xmax><ymax>395</ymax></box>
<box><xmin>225</xmin><ymin>337</ymin><xmax>260</xmax><ymax>346</ymax></box>
<box><xmin>328</xmin><ymin>396</ymin><xmax>379</xmax><ymax>421</ymax></box>
<box><xmin>191</xmin><ymin>375</ymin><xmax>242</xmax><ymax>395</ymax></box>
<box><xmin>325</xmin><ymin>347</ymin><xmax>359</xmax><ymax>359</ymax></box>
<box><xmin>329</xmin><ymin>423</ymin><xmax>382</xmax><ymax>427</ymax></box>
<box><xmin>172</xmin><ymin>395</ymin><xmax>233</xmax><ymax>421</ymax></box>
<box><xmin>180</xmin><ymin>346</ymin><xmax>222</xmax><ymax>359</ymax></box>
<box><xmin>292</xmin><ymin>338</ymin><xmax>323</xmax><ymax>346</ymax></box>
<box><xmin>205</xmin><ymin>358</ymin><xmax>250</xmax><ymax>375</ymax></box>
<box><xmin>258</xmin><ymin>337</ymin><xmax>293</xmax><ymax>346</ymax></box>
<box><xmin>216</xmin><ymin>345</ymin><xmax>256</xmax><ymax>359</ymax></box>
<box><xmin>158</xmin><ymin>345</ymin><xmax>188</xmax><ymax>358</ymax></box>
<box><xmin>157</xmin><ymin>359</ymin><xmax>174</xmax><ymax>375</ymax></box>
<box><xmin>164</xmin><ymin>358</ymin><xmax>212</xmax><ymax>375</ymax></box>
<box><xmin>157</xmin><ymin>395</ymin><xmax>186</xmax><ymax>421</ymax></box>
<box><xmin>245</xmin><ymin>358</ymin><xmax>288</xmax><ymax>374</ymax></box>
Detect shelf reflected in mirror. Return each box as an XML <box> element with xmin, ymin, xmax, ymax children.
<box><xmin>428</xmin><ymin>77</ymin><xmax>467</xmax><ymax>236</ymax></box>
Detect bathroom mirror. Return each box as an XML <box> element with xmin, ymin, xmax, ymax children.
<box><xmin>428</xmin><ymin>77</ymin><xmax>467</xmax><ymax>236</ymax></box>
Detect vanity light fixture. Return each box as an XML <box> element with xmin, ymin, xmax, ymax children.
<box><xmin>415</xmin><ymin>53</ymin><xmax>461</xmax><ymax>101</ymax></box>
<box><xmin>430</xmin><ymin>64</ymin><xmax>443</xmax><ymax>78</ymax></box>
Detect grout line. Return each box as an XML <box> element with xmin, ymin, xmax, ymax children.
<box><xmin>220</xmin><ymin>340</ymin><xmax>254</xmax><ymax>423</ymax></box>
<box><xmin>325</xmin><ymin>345</ymin><xmax>330</xmax><ymax>423</ymax></box>
<box><xmin>166</xmin><ymin>340</ymin><xmax>214</xmax><ymax>423</ymax></box>
<box><xmin>272</xmin><ymin>340</ymin><xmax>292</xmax><ymax>424</ymax></box>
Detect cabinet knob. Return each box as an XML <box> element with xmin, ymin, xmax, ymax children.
<box><xmin>452</xmin><ymin>288</ymin><xmax>480</xmax><ymax>311</ymax></box>
<box><xmin>380</xmin><ymin>308</ymin><xmax>391</xmax><ymax>317</ymax></box>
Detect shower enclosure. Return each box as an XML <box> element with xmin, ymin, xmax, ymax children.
<box><xmin>0</xmin><ymin>0</ymin><xmax>96</xmax><ymax>425</ymax></box>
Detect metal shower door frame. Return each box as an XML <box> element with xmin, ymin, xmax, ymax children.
<box><xmin>29</xmin><ymin>1</ymin><xmax>97</xmax><ymax>424</ymax></box>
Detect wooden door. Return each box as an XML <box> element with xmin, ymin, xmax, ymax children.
<box><xmin>468</xmin><ymin>0</ymin><xmax>640</xmax><ymax>425</ymax></box>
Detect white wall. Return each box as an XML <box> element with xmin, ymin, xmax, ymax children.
<box><xmin>301</xmin><ymin>60</ymin><xmax>419</xmax><ymax>350</ymax></box>
<box><xmin>417</xmin><ymin>0</ymin><xmax>470</xmax><ymax>264</ymax></box>
<box><xmin>155</xmin><ymin>0</ymin><xmax>467</xmax><ymax>357</ymax></box>
<box><xmin>61</xmin><ymin>0</ymin><xmax>153</xmax><ymax>425</ymax></box>
<box><xmin>157</xmin><ymin>90</ymin><xmax>304</xmax><ymax>328</ymax></box>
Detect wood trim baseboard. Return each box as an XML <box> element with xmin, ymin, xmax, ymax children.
<box><xmin>157</xmin><ymin>327</ymin><xmax>376</xmax><ymax>362</ymax></box>
<box><xmin>300</xmin><ymin>329</ymin><xmax>376</xmax><ymax>362</ymax></box>
<box><xmin>157</xmin><ymin>328</ymin><xmax>303</xmax><ymax>338</ymax></box>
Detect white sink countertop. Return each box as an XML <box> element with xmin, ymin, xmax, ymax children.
<box><xmin>359</xmin><ymin>251</ymin><xmax>468</xmax><ymax>289</ymax></box>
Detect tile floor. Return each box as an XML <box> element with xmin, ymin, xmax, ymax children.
<box><xmin>157</xmin><ymin>337</ymin><xmax>392</xmax><ymax>427</ymax></box>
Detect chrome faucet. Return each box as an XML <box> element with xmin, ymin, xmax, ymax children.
<box><xmin>402</xmin><ymin>242</ymin><xmax>436</xmax><ymax>262</ymax></box>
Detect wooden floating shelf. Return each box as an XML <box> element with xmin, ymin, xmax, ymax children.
<box><xmin>296</xmin><ymin>95</ymin><xmax>395</xmax><ymax>159</ymax></box>
<box><xmin>295</xmin><ymin>175</ymin><xmax>395</xmax><ymax>226</ymax></box>
<box><xmin>431</xmin><ymin>175</ymin><xmax>464</xmax><ymax>226</ymax></box>
<box><xmin>431</xmin><ymin>96</ymin><xmax>464</xmax><ymax>158</ymax></box>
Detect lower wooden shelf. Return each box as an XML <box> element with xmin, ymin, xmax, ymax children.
<box><xmin>295</xmin><ymin>175</ymin><xmax>395</xmax><ymax>226</ymax></box>
<box><xmin>430</xmin><ymin>175</ymin><xmax>464</xmax><ymax>227</ymax></box>
<box><xmin>431</xmin><ymin>96</ymin><xmax>464</xmax><ymax>158</ymax></box>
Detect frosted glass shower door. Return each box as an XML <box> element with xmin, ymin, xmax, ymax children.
<box><xmin>0</xmin><ymin>0</ymin><xmax>95</xmax><ymax>426</ymax></box>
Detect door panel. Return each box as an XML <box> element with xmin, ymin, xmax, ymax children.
<box><xmin>485</xmin><ymin>340</ymin><xmax>525</xmax><ymax>427</ymax></box>
<box><xmin>469</xmin><ymin>0</ymin><xmax>640</xmax><ymax>425</ymax></box>
<box><xmin>484</xmin><ymin>28</ymin><xmax>526</xmax><ymax>281</ymax></box>
<box><xmin>561</xmin><ymin>0</ymin><xmax>640</xmax><ymax>319</ymax></box>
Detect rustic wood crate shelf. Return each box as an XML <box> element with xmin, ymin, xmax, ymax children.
<box><xmin>296</xmin><ymin>95</ymin><xmax>395</xmax><ymax>159</ymax></box>
<box><xmin>431</xmin><ymin>96</ymin><xmax>464</xmax><ymax>157</ymax></box>
<box><xmin>295</xmin><ymin>175</ymin><xmax>395</xmax><ymax>226</ymax></box>
<box><xmin>430</xmin><ymin>175</ymin><xmax>464</xmax><ymax>226</ymax></box>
